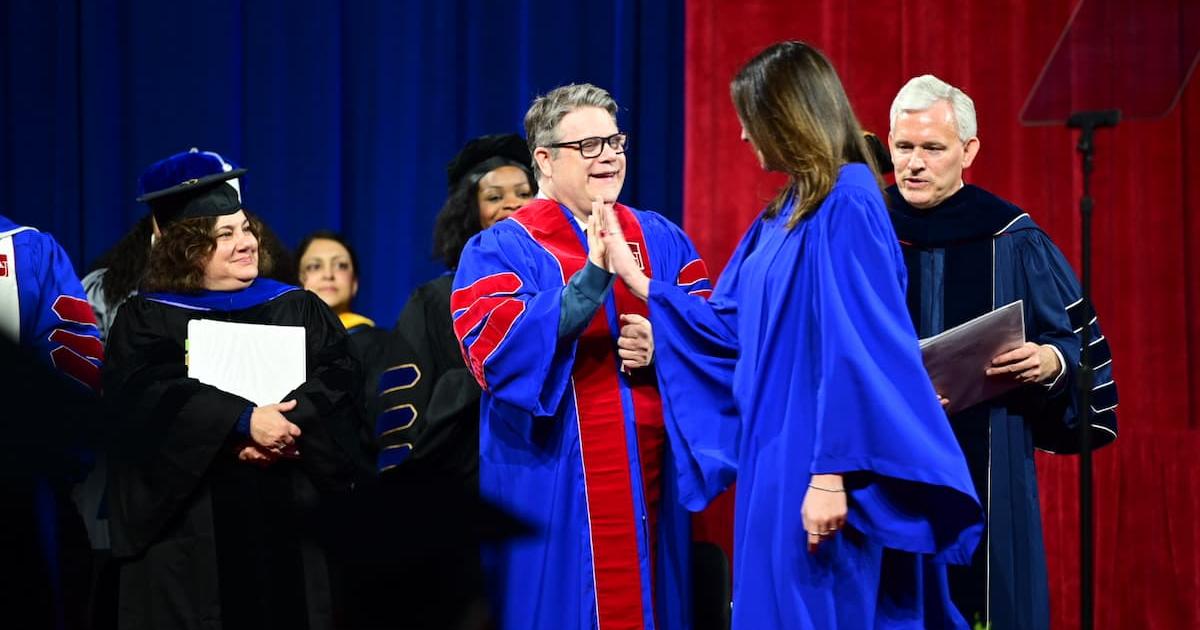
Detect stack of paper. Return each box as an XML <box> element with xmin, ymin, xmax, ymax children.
<box><xmin>187</xmin><ymin>319</ymin><xmax>306</xmax><ymax>406</ymax></box>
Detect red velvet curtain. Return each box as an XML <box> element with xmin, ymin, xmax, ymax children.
<box><xmin>683</xmin><ymin>1</ymin><xmax>1200</xmax><ymax>628</ymax></box>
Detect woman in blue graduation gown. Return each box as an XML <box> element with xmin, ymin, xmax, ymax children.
<box><xmin>600</xmin><ymin>41</ymin><xmax>984</xmax><ymax>628</ymax></box>
<box><xmin>103</xmin><ymin>151</ymin><xmax>368</xmax><ymax>630</ymax></box>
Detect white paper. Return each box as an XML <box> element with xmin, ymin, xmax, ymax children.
<box><xmin>187</xmin><ymin>319</ymin><xmax>306</xmax><ymax>406</ymax></box>
<box><xmin>919</xmin><ymin>300</ymin><xmax>1026</xmax><ymax>415</ymax></box>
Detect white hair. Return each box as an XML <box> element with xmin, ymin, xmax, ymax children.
<box><xmin>890</xmin><ymin>74</ymin><xmax>977</xmax><ymax>141</ymax></box>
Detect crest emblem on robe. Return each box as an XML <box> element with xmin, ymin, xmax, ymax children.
<box><xmin>627</xmin><ymin>242</ymin><xmax>644</xmax><ymax>271</ymax></box>
<box><xmin>0</xmin><ymin>254</ymin><xmax>7</xmax><ymax>277</ymax></box>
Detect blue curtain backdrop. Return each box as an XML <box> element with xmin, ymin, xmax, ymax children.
<box><xmin>0</xmin><ymin>0</ymin><xmax>684</xmax><ymax>324</ymax></box>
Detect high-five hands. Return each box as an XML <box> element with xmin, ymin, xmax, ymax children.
<box><xmin>593</xmin><ymin>199</ymin><xmax>650</xmax><ymax>300</ymax></box>
<box><xmin>586</xmin><ymin>198</ymin><xmax>608</xmax><ymax>270</ymax></box>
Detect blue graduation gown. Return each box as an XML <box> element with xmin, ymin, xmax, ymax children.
<box><xmin>887</xmin><ymin>184</ymin><xmax>1118</xmax><ymax>629</ymax></box>
<box><xmin>451</xmin><ymin>199</ymin><xmax>714</xmax><ymax>630</ymax></box>
<box><xmin>647</xmin><ymin>164</ymin><xmax>983</xmax><ymax>629</ymax></box>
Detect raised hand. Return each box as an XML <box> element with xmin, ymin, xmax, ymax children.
<box><xmin>586</xmin><ymin>197</ymin><xmax>608</xmax><ymax>269</ymax></box>
<box><xmin>598</xmin><ymin>203</ymin><xmax>651</xmax><ymax>300</ymax></box>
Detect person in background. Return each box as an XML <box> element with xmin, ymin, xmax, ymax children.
<box><xmin>375</xmin><ymin>133</ymin><xmax>534</xmax><ymax>486</ymax></box>
<box><xmin>600</xmin><ymin>41</ymin><xmax>984</xmax><ymax>628</ymax></box>
<box><xmin>885</xmin><ymin>73</ymin><xmax>1119</xmax><ymax>629</ymax></box>
<box><xmin>297</xmin><ymin>230</ymin><xmax>387</xmax><ymax>454</ymax></box>
<box><xmin>103</xmin><ymin>149</ymin><xmax>367</xmax><ymax>629</ymax></box>
<box><xmin>0</xmin><ymin>213</ymin><xmax>102</xmax><ymax>630</ymax></box>
<box><xmin>320</xmin><ymin>133</ymin><xmax>537</xmax><ymax>630</ymax></box>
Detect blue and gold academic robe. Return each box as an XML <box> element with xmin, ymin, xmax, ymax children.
<box><xmin>887</xmin><ymin>184</ymin><xmax>1119</xmax><ymax>630</ymax></box>
<box><xmin>451</xmin><ymin>199</ymin><xmax>715</xmax><ymax>630</ymax></box>
<box><xmin>647</xmin><ymin>164</ymin><xmax>984</xmax><ymax>629</ymax></box>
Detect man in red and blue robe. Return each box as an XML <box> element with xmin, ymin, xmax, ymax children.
<box><xmin>451</xmin><ymin>85</ymin><xmax>722</xmax><ymax>630</ymax></box>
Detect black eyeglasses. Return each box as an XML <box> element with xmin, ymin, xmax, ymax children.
<box><xmin>547</xmin><ymin>133</ymin><xmax>628</xmax><ymax>159</ymax></box>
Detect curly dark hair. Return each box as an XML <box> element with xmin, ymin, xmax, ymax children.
<box><xmin>256</xmin><ymin>221</ymin><xmax>297</xmax><ymax>285</ymax></box>
<box><xmin>141</xmin><ymin>211</ymin><xmax>275</xmax><ymax>294</ymax></box>
<box><xmin>432</xmin><ymin>156</ymin><xmax>536</xmax><ymax>269</ymax></box>
<box><xmin>89</xmin><ymin>214</ymin><xmax>154</xmax><ymax>306</ymax></box>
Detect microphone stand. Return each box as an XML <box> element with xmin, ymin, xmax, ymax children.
<box><xmin>1065</xmin><ymin>109</ymin><xmax>1119</xmax><ymax>630</ymax></box>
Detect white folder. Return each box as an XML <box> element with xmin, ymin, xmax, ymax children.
<box><xmin>187</xmin><ymin>319</ymin><xmax>306</xmax><ymax>406</ymax></box>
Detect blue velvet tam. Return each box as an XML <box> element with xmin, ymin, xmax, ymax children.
<box><xmin>136</xmin><ymin>148</ymin><xmax>247</xmax><ymax>226</ymax></box>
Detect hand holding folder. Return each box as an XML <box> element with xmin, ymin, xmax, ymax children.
<box><xmin>918</xmin><ymin>300</ymin><xmax>1026</xmax><ymax>415</ymax></box>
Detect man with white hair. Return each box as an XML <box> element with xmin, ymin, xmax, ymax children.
<box><xmin>451</xmin><ymin>83</ymin><xmax>721</xmax><ymax>630</ymax></box>
<box><xmin>886</xmin><ymin>74</ymin><xmax>1119</xmax><ymax>629</ymax></box>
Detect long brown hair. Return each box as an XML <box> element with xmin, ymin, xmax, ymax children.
<box><xmin>141</xmin><ymin>211</ymin><xmax>274</xmax><ymax>293</ymax></box>
<box><xmin>731</xmin><ymin>41</ymin><xmax>882</xmax><ymax>227</ymax></box>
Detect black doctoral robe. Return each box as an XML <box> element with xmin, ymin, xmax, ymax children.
<box><xmin>340</xmin><ymin>314</ymin><xmax>390</xmax><ymax>459</ymax></box>
<box><xmin>886</xmin><ymin>184</ymin><xmax>1119</xmax><ymax>629</ymax></box>
<box><xmin>376</xmin><ymin>274</ymin><xmax>480</xmax><ymax>488</ymax></box>
<box><xmin>103</xmin><ymin>278</ymin><xmax>370</xmax><ymax>630</ymax></box>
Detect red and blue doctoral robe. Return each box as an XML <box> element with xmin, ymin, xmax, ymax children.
<box><xmin>451</xmin><ymin>199</ymin><xmax>717</xmax><ymax>630</ymax></box>
<box><xmin>0</xmin><ymin>215</ymin><xmax>102</xmax><ymax>391</ymax></box>
<box><xmin>0</xmin><ymin>214</ymin><xmax>102</xmax><ymax>628</ymax></box>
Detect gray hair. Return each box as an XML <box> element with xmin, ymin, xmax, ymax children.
<box><xmin>524</xmin><ymin>83</ymin><xmax>619</xmax><ymax>179</ymax></box>
<box><xmin>889</xmin><ymin>74</ymin><xmax>977</xmax><ymax>141</ymax></box>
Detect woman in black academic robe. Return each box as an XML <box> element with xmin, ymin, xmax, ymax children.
<box><xmin>103</xmin><ymin>152</ymin><xmax>368</xmax><ymax>630</ymax></box>
<box><xmin>376</xmin><ymin>134</ymin><xmax>535</xmax><ymax>488</ymax></box>
<box><xmin>296</xmin><ymin>230</ymin><xmax>391</xmax><ymax>456</ymax></box>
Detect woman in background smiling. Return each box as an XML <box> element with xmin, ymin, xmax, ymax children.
<box><xmin>297</xmin><ymin>230</ymin><xmax>389</xmax><ymax>454</ymax></box>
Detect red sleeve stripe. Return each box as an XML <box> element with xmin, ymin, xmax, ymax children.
<box><xmin>689</xmin><ymin>289</ymin><xmax>713</xmax><ymax>300</ymax></box>
<box><xmin>450</xmin><ymin>272</ymin><xmax>523</xmax><ymax>314</ymax></box>
<box><xmin>676</xmin><ymin>259</ymin><xmax>710</xmax><ymax>288</ymax></box>
<box><xmin>464</xmin><ymin>298</ymin><xmax>525</xmax><ymax>390</ymax></box>
<box><xmin>453</xmin><ymin>296</ymin><xmax>515</xmax><ymax>343</ymax></box>
<box><xmin>50</xmin><ymin>346</ymin><xmax>101</xmax><ymax>392</ymax></box>
<box><xmin>49</xmin><ymin>329</ymin><xmax>104</xmax><ymax>361</ymax></box>
<box><xmin>51</xmin><ymin>295</ymin><xmax>98</xmax><ymax>327</ymax></box>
